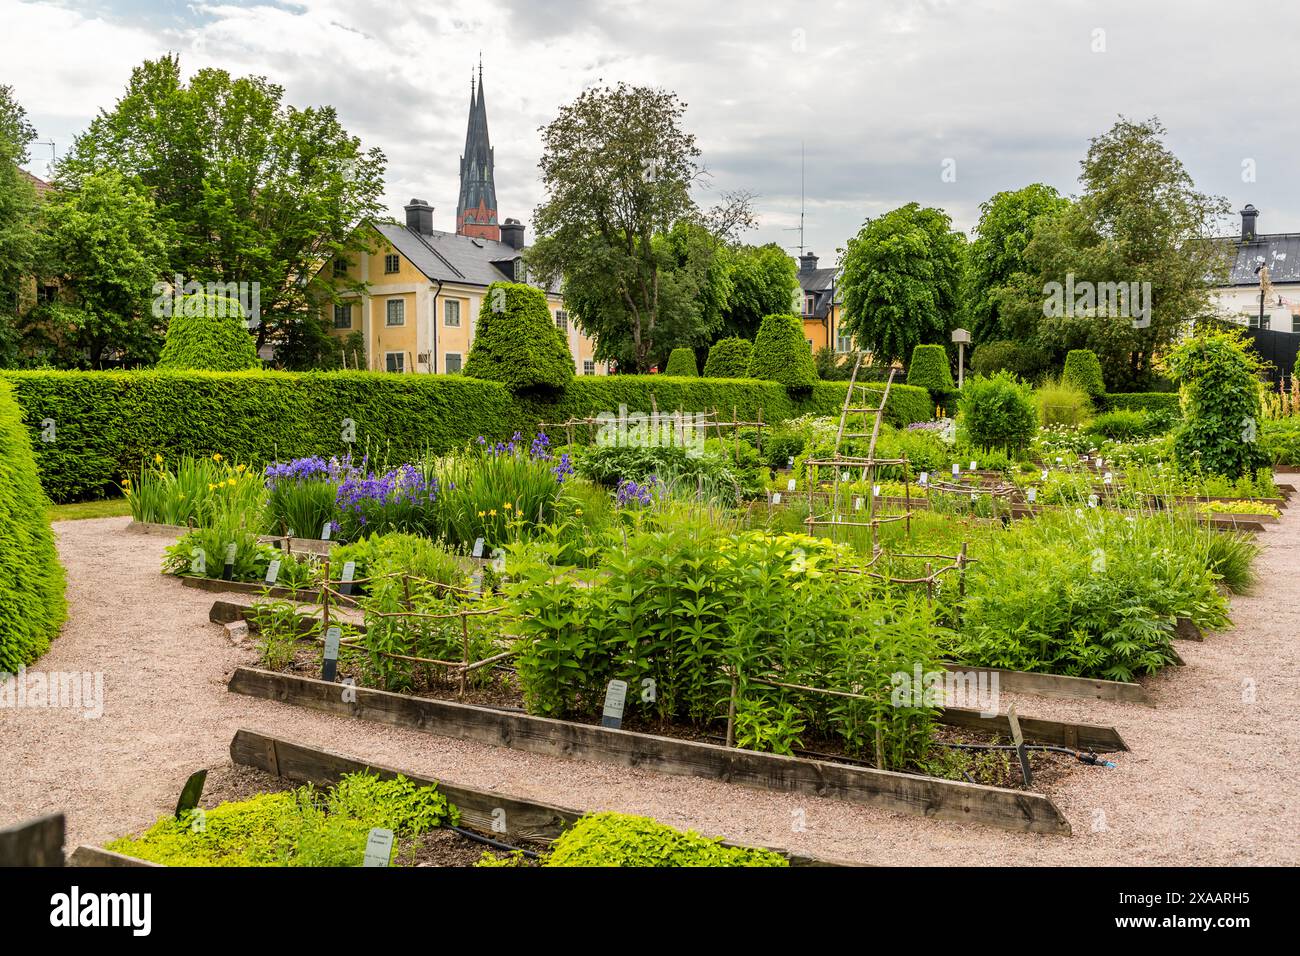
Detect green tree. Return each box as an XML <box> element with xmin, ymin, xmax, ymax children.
<box><xmin>1011</xmin><ymin>117</ymin><xmax>1230</xmax><ymax>389</ymax></box>
<box><xmin>156</xmin><ymin>293</ymin><xmax>260</xmax><ymax>371</ymax></box>
<box><xmin>965</xmin><ymin>184</ymin><xmax>1069</xmax><ymax>344</ymax></box>
<box><xmin>58</xmin><ymin>55</ymin><xmax>386</xmax><ymax>356</ymax></box>
<box><xmin>719</xmin><ymin>242</ymin><xmax>799</xmax><ymax>340</ymax></box>
<box><xmin>33</xmin><ymin>169</ymin><xmax>168</xmax><ymax>367</ymax></box>
<box><xmin>702</xmin><ymin>336</ymin><xmax>752</xmax><ymax>378</ymax></box>
<box><xmin>749</xmin><ymin>313</ymin><xmax>816</xmax><ymax>392</ymax></box>
<box><xmin>463</xmin><ymin>282</ymin><xmax>574</xmax><ymax>395</ymax></box>
<box><xmin>839</xmin><ymin>203</ymin><xmax>965</xmax><ymax>365</ymax></box>
<box><xmin>0</xmin><ymin>86</ymin><xmax>39</xmax><ymax>360</ymax></box>
<box><xmin>526</xmin><ymin>83</ymin><xmax>708</xmax><ymax>372</ymax></box>
<box><xmin>663</xmin><ymin>347</ymin><xmax>698</xmax><ymax>376</ymax></box>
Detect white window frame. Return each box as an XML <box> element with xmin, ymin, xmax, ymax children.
<box><xmin>444</xmin><ymin>299</ymin><xmax>461</xmax><ymax>327</ymax></box>
<box><xmin>444</xmin><ymin>352</ymin><xmax>463</xmax><ymax>374</ymax></box>
<box><xmin>804</xmin><ymin>294</ymin><xmax>816</xmax><ymax>316</ymax></box>
<box><xmin>555</xmin><ymin>310</ymin><xmax>568</xmax><ymax>334</ymax></box>
<box><xmin>386</xmin><ymin>298</ymin><xmax>405</xmax><ymax>327</ymax></box>
<box><xmin>384</xmin><ymin>351</ymin><xmax>405</xmax><ymax>373</ymax></box>
<box><xmin>582</xmin><ymin>359</ymin><xmax>595</xmax><ymax>376</ymax></box>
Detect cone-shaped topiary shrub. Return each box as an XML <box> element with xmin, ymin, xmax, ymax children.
<box><xmin>156</xmin><ymin>293</ymin><xmax>260</xmax><ymax>371</ymax></box>
<box><xmin>663</xmin><ymin>348</ymin><xmax>699</xmax><ymax>376</ymax></box>
<box><xmin>1062</xmin><ymin>349</ymin><xmax>1105</xmax><ymax>402</ymax></box>
<box><xmin>463</xmin><ymin>282</ymin><xmax>575</xmax><ymax>396</ymax></box>
<box><xmin>0</xmin><ymin>380</ymin><xmax>67</xmax><ymax>672</ymax></box>
<box><xmin>906</xmin><ymin>343</ymin><xmax>956</xmax><ymax>415</ymax></box>
<box><xmin>748</xmin><ymin>314</ymin><xmax>817</xmax><ymax>392</ymax></box>
<box><xmin>702</xmin><ymin>337</ymin><xmax>753</xmax><ymax>378</ymax></box>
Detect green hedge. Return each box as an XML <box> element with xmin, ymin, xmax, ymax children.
<box><xmin>662</xmin><ymin>348</ymin><xmax>699</xmax><ymax>376</ymax></box>
<box><xmin>749</xmin><ymin>313</ymin><xmax>817</xmax><ymax>391</ymax></box>
<box><xmin>1062</xmin><ymin>349</ymin><xmax>1105</xmax><ymax>400</ymax></box>
<box><xmin>701</xmin><ymin>337</ymin><xmax>752</xmax><ymax>378</ymax></box>
<box><xmin>906</xmin><ymin>343</ymin><xmax>955</xmax><ymax>414</ymax></box>
<box><xmin>3</xmin><ymin>370</ymin><xmax>933</xmax><ymax>502</ymax></box>
<box><xmin>0</xmin><ymin>379</ymin><xmax>67</xmax><ymax>672</ymax></box>
<box><xmin>1105</xmin><ymin>392</ymin><xmax>1182</xmax><ymax>416</ymax></box>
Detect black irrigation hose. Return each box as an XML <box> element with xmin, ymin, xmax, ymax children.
<box><xmin>936</xmin><ymin>741</ymin><xmax>1116</xmax><ymax>767</ymax></box>
<box><xmin>449</xmin><ymin>824</ymin><xmax>540</xmax><ymax>859</ymax></box>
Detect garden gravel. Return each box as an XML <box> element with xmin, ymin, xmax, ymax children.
<box><xmin>2</xmin><ymin>504</ymin><xmax>1297</xmax><ymax>865</ymax></box>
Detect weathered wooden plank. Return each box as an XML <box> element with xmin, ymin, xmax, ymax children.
<box><xmin>937</xmin><ymin>706</ymin><xmax>1127</xmax><ymax>752</ymax></box>
<box><xmin>1174</xmin><ymin>617</ymin><xmax>1204</xmax><ymax>642</ymax></box>
<box><xmin>0</xmin><ymin>813</ymin><xmax>64</xmax><ymax>866</ymax></box>
<box><xmin>228</xmin><ymin>667</ymin><xmax>1072</xmax><ymax>835</ymax></box>
<box><xmin>942</xmin><ymin>663</ymin><xmax>1149</xmax><ymax>705</ymax></box>
<box><xmin>67</xmin><ymin>846</ymin><xmax>161</xmax><ymax>867</ymax></box>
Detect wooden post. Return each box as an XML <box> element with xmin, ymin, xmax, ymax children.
<box><xmin>321</xmin><ymin>556</ymin><xmax>331</xmax><ymax>636</ymax></box>
<box><xmin>925</xmin><ymin>561</ymin><xmax>933</xmax><ymax>606</ymax></box>
<box><xmin>459</xmin><ymin>612</ymin><xmax>470</xmax><ymax>701</ymax></box>
<box><xmin>725</xmin><ymin>674</ymin><xmax>739</xmax><ymax>748</ymax></box>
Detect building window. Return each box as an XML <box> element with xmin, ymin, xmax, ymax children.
<box><xmin>444</xmin><ymin>299</ymin><xmax>461</xmax><ymax>327</ymax></box>
<box><xmin>386</xmin><ymin>299</ymin><xmax>405</xmax><ymax>326</ymax></box>
<box><xmin>384</xmin><ymin>253</ymin><xmax>400</xmax><ymax>274</ymax></box>
<box><xmin>807</xmin><ymin>339</ymin><xmax>814</xmax><ymax>350</ymax></box>
<box><xmin>836</xmin><ymin>334</ymin><xmax>854</xmax><ymax>353</ymax></box>
<box><xmin>445</xmin><ymin>352</ymin><xmax>462</xmax><ymax>374</ymax></box>
<box><xmin>583</xmin><ymin>359</ymin><xmax>595</xmax><ymax>376</ymax></box>
<box><xmin>1293</xmin><ymin>313</ymin><xmax>1300</xmax><ymax>334</ymax></box>
<box><xmin>803</xmin><ymin>294</ymin><xmax>816</xmax><ymax>316</ymax></box>
<box><xmin>555</xmin><ymin>310</ymin><xmax>568</xmax><ymax>334</ymax></box>
<box><xmin>385</xmin><ymin>352</ymin><xmax>405</xmax><ymax>373</ymax></box>
<box><xmin>332</xmin><ymin>258</ymin><xmax>348</xmax><ymax>278</ymax></box>
<box><xmin>333</xmin><ymin>303</ymin><xmax>352</xmax><ymax>329</ymax></box>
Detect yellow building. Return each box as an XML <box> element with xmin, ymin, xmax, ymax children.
<box><xmin>796</xmin><ymin>251</ymin><xmax>850</xmax><ymax>355</ymax></box>
<box><xmin>317</xmin><ymin>204</ymin><xmax>605</xmax><ymax>375</ymax></box>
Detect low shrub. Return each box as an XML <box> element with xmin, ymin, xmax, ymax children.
<box><xmin>702</xmin><ymin>337</ymin><xmax>753</xmax><ymax>378</ymax></box>
<box><xmin>1034</xmin><ymin>377</ymin><xmax>1093</xmax><ymax>428</ymax></box>
<box><xmin>543</xmin><ymin>812</ymin><xmax>788</xmax><ymax>868</ymax></box>
<box><xmin>1261</xmin><ymin>418</ymin><xmax>1300</xmax><ymax>467</ymax></box>
<box><xmin>956</xmin><ymin>372</ymin><xmax>1037</xmax><ymax>455</ymax></box>
<box><xmin>662</xmin><ymin>348</ymin><xmax>699</xmax><ymax>376</ymax></box>
<box><xmin>1168</xmin><ymin>330</ymin><xmax>1269</xmax><ymax>479</ymax></box>
<box><xmin>0</xmin><ymin>380</ymin><xmax>67</xmax><ymax>672</ymax></box>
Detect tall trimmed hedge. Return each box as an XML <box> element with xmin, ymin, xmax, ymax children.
<box><xmin>662</xmin><ymin>348</ymin><xmax>699</xmax><ymax>377</ymax></box>
<box><xmin>3</xmin><ymin>370</ymin><xmax>933</xmax><ymax>502</ymax></box>
<box><xmin>463</xmin><ymin>282</ymin><xmax>574</xmax><ymax>395</ymax></box>
<box><xmin>702</xmin><ymin>337</ymin><xmax>752</xmax><ymax>378</ymax></box>
<box><xmin>749</xmin><ymin>314</ymin><xmax>817</xmax><ymax>392</ymax></box>
<box><xmin>156</xmin><ymin>294</ymin><xmax>260</xmax><ymax>372</ymax></box>
<box><xmin>906</xmin><ymin>344</ymin><xmax>955</xmax><ymax>414</ymax></box>
<box><xmin>1062</xmin><ymin>349</ymin><xmax>1105</xmax><ymax>401</ymax></box>
<box><xmin>1106</xmin><ymin>392</ymin><xmax>1181</xmax><ymax>417</ymax></box>
<box><xmin>0</xmin><ymin>380</ymin><xmax>67</xmax><ymax>672</ymax></box>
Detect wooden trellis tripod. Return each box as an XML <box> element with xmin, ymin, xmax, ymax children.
<box><xmin>802</xmin><ymin>356</ymin><xmax>913</xmax><ymax>549</ymax></box>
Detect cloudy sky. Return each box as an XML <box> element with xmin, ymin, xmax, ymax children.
<box><xmin>6</xmin><ymin>0</ymin><xmax>1297</xmax><ymax>262</ymax></box>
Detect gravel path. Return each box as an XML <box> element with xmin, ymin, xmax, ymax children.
<box><xmin>2</xmin><ymin>505</ymin><xmax>1297</xmax><ymax>865</ymax></box>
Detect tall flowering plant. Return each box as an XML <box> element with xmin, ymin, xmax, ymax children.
<box><xmin>333</xmin><ymin>463</ymin><xmax>440</xmax><ymax>541</ymax></box>
<box><xmin>265</xmin><ymin>454</ymin><xmax>358</xmax><ymax>538</ymax></box>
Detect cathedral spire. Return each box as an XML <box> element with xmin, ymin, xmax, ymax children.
<box><xmin>457</xmin><ymin>59</ymin><xmax>499</xmax><ymax>241</ymax></box>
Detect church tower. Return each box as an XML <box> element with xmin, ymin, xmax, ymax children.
<box><xmin>456</xmin><ymin>62</ymin><xmax>500</xmax><ymax>241</ymax></box>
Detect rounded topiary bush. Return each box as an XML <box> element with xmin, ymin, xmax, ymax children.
<box><xmin>957</xmin><ymin>371</ymin><xmax>1038</xmax><ymax>454</ymax></box>
<box><xmin>0</xmin><ymin>380</ymin><xmax>67</xmax><ymax>672</ymax></box>
<box><xmin>463</xmin><ymin>282</ymin><xmax>575</xmax><ymax>396</ymax></box>
<box><xmin>1062</xmin><ymin>349</ymin><xmax>1105</xmax><ymax>402</ymax></box>
<box><xmin>702</xmin><ymin>337</ymin><xmax>753</xmax><ymax>378</ymax></box>
<box><xmin>906</xmin><ymin>343</ymin><xmax>955</xmax><ymax>415</ymax></box>
<box><xmin>157</xmin><ymin>293</ymin><xmax>260</xmax><ymax>371</ymax></box>
<box><xmin>748</xmin><ymin>314</ymin><xmax>816</xmax><ymax>392</ymax></box>
<box><xmin>663</xmin><ymin>348</ymin><xmax>698</xmax><ymax>377</ymax></box>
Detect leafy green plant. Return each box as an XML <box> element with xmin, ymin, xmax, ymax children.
<box><xmin>543</xmin><ymin>812</ymin><xmax>788</xmax><ymax>867</ymax></box>
<box><xmin>1061</xmin><ymin>349</ymin><xmax>1105</xmax><ymax>402</ymax></box>
<box><xmin>156</xmin><ymin>293</ymin><xmax>261</xmax><ymax>371</ymax></box>
<box><xmin>663</xmin><ymin>348</ymin><xmax>699</xmax><ymax>376</ymax></box>
<box><xmin>1034</xmin><ymin>377</ymin><xmax>1093</xmax><ymax>428</ymax></box>
<box><xmin>1088</xmin><ymin>409</ymin><xmax>1154</xmax><ymax>441</ymax></box>
<box><xmin>702</xmin><ymin>337</ymin><xmax>753</xmax><ymax>378</ymax></box>
<box><xmin>1167</xmin><ymin>329</ymin><xmax>1268</xmax><ymax>478</ymax></box>
<box><xmin>748</xmin><ymin>313</ymin><xmax>817</xmax><ymax>393</ymax></box>
<box><xmin>463</xmin><ymin>282</ymin><xmax>574</xmax><ymax>396</ymax></box>
<box><xmin>956</xmin><ymin>372</ymin><xmax>1037</xmax><ymax>454</ymax></box>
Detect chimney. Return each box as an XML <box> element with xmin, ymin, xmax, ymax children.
<box><xmin>799</xmin><ymin>252</ymin><xmax>819</xmax><ymax>274</ymax></box>
<box><xmin>500</xmin><ymin>217</ymin><xmax>525</xmax><ymax>250</ymax></box>
<box><xmin>405</xmin><ymin>198</ymin><xmax>434</xmax><ymax>235</ymax></box>
<box><xmin>1241</xmin><ymin>204</ymin><xmax>1259</xmax><ymax>242</ymax></box>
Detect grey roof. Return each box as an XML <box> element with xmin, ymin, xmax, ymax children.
<box><xmin>374</xmin><ymin>221</ymin><xmax>523</xmax><ymax>288</ymax></box>
<box><xmin>799</xmin><ymin>266</ymin><xmax>838</xmax><ymax>319</ymax></box>
<box><xmin>1221</xmin><ymin>233</ymin><xmax>1300</xmax><ymax>286</ymax></box>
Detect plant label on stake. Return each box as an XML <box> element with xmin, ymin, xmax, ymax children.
<box><xmin>491</xmin><ymin>549</ymin><xmax>506</xmax><ymax>574</ymax></box>
<box><xmin>1103</xmin><ymin>472</ymin><xmax>1113</xmax><ymax>485</ymax></box>
<box><xmin>471</xmin><ymin>570</ymin><xmax>483</xmax><ymax>594</ymax></box>
<box><xmin>771</xmin><ymin>492</ymin><xmax>781</xmax><ymax>505</ymax></box>
<box><xmin>952</xmin><ymin>463</ymin><xmax>960</xmax><ymax>477</ymax></box>
<box><xmin>601</xmin><ymin>679</ymin><xmax>628</xmax><ymax>729</ymax></box>
<box><xmin>969</xmin><ymin>460</ymin><xmax>977</xmax><ymax>471</ymax></box>
<box><xmin>1027</xmin><ymin>487</ymin><xmax>1037</xmax><ymax>504</ymax></box>
<box><xmin>853</xmin><ymin>496</ymin><xmax>863</xmax><ymax>511</ymax></box>
<box><xmin>362</xmin><ymin>828</ymin><xmax>394</xmax><ymax>867</ymax></box>
<box><xmin>471</xmin><ymin>537</ymin><xmax>485</xmax><ymax>559</ymax></box>
<box><xmin>919</xmin><ymin>472</ymin><xmax>928</xmax><ymax>486</ymax></box>
<box><xmin>323</xmin><ymin>625</ymin><xmax>341</xmax><ymax>682</ymax></box>
<box><xmin>1087</xmin><ymin>494</ymin><xmax>1099</xmax><ymax>508</ymax></box>
<box><xmin>222</xmin><ymin>543</ymin><xmax>237</xmax><ymax>581</ymax></box>
<box><xmin>340</xmin><ymin>560</ymin><xmax>356</xmax><ymax>597</ymax></box>
<box><xmin>1007</xmin><ymin>704</ymin><xmax>1032</xmax><ymax>789</ymax></box>
<box><xmin>320</xmin><ymin>520</ymin><xmax>332</xmax><ymax>541</ymax></box>
<box><xmin>265</xmin><ymin>559</ymin><xmax>281</xmax><ymax>585</ymax></box>
<box><xmin>786</xmin><ymin>478</ymin><xmax>796</xmax><ymax>492</ymax></box>
<box><xmin>787</xmin><ymin>456</ymin><xmax>794</xmax><ymax>469</ymax></box>
<box><xmin>1041</xmin><ymin>469</ymin><xmax>1049</xmax><ymax>481</ymax></box>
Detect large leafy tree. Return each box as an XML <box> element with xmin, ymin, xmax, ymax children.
<box><xmin>1009</xmin><ymin>117</ymin><xmax>1230</xmax><ymax>389</ymax></box>
<box><xmin>965</xmin><ymin>184</ymin><xmax>1069</xmax><ymax>344</ymax></box>
<box><xmin>0</xmin><ymin>86</ymin><xmax>39</xmax><ymax>360</ymax></box>
<box><xmin>719</xmin><ymin>242</ymin><xmax>799</xmax><ymax>340</ymax></box>
<box><xmin>58</xmin><ymin>55</ymin><xmax>386</xmax><ymax>355</ymax></box>
<box><xmin>527</xmin><ymin>83</ymin><xmax>711</xmax><ymax>372</ymax></box>
<box><xmin>839</xmin><ymin>203</ymin><xmax>965</xmax><ymax>365</ymax></box>
<box><xmin>30</xmin><ymin>169</ymin><xmax>168</xmax><ymax>367</ymax></box>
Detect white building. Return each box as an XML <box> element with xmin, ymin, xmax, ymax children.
<box><xmin>1211</xmin><ymin>204</ymin><xmax>1300</xmax><ymax>333</ymax></box>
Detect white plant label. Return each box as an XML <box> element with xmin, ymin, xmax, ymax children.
<box><xmin>1027</xmin><ymin>487</ymin><xmax>1037</xmax><ymax>503</ymax></box>
<box><xmin>1104</xmin><ymin>472</ymin><xmax>1113</xmax><ymax>485</ymax></box>
<box><xmin>872</xmin><ymin>484</ymin><xmax>881</xmax><ymax>497</ymax></box>
<box><xmin>1088</xmin><ymin>494</ymin><xmax>1099</xmax><ymax>508</ymax></box>
<box><xmin>601</xmin><ymin>679</ymin><xmax>629</xmax><ymax>729</ymax></box>
<box><xmin>787</xmin><ymin>456</ymin><xmax>794</xmax><ymax>468</ymax></box>
<box><xmin>320</xmin><ymin>521</ymin><xmax>332</xmax><ymax>541</ymax></box>
<box><xmin>363</xmin><ymin>828</ymin><xmax>394</xmax><ymax>867</ymax></box>
<box><xmin>952</xmin><ymin>463</ymin><xmax>960</xmax><ymax>477</ymax></box>
<box><xmin>224</xmin><ymin>543</ymin><xmax>237</xmax><ymax>565</ymax></box>
<box><xmin>771</xmin><ymin>492</ymin><xmax>782</xmax><ymax>505</ymax></box>
<box><xmin>341</xmin><ymin>561</ymin><xmax>356</xmax><ymax>584</ymax></box>
<box><xmin>919</xmin><ymin>472</ymin><xmax>929</xmax><ymax>486</ymax></box>
<box><xmin>265</xmin><ymin>559</ymin><xmax>281</xmax><ymax>585</ymax></box>
<box><xmin>970</xmin><ymin>460</ymin><xmax>977</xmax><ymax>471</ymax></box>
<box><xmin>471</xmin><ymin>537</ymin><xmax>485</xmax><ymax>558</ymax></box>
<box><xmin>1041</xmin><ymin>469</ymin><xmax>1049</xmax><ymax>481</ymax></box>
<box><xmin>324</xmin><ymin>625</ymin><xmax>342</xmax><ymax>660</ymax></box>
<box><xmin>853</xmin><ymin>496</ymin><xmax>863</xmax><ymax>511</ymax></box>
<box><xmin>787</xmin><ymin>478</ymin><xmax>797</xmax><ymax>492</ymax></box>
